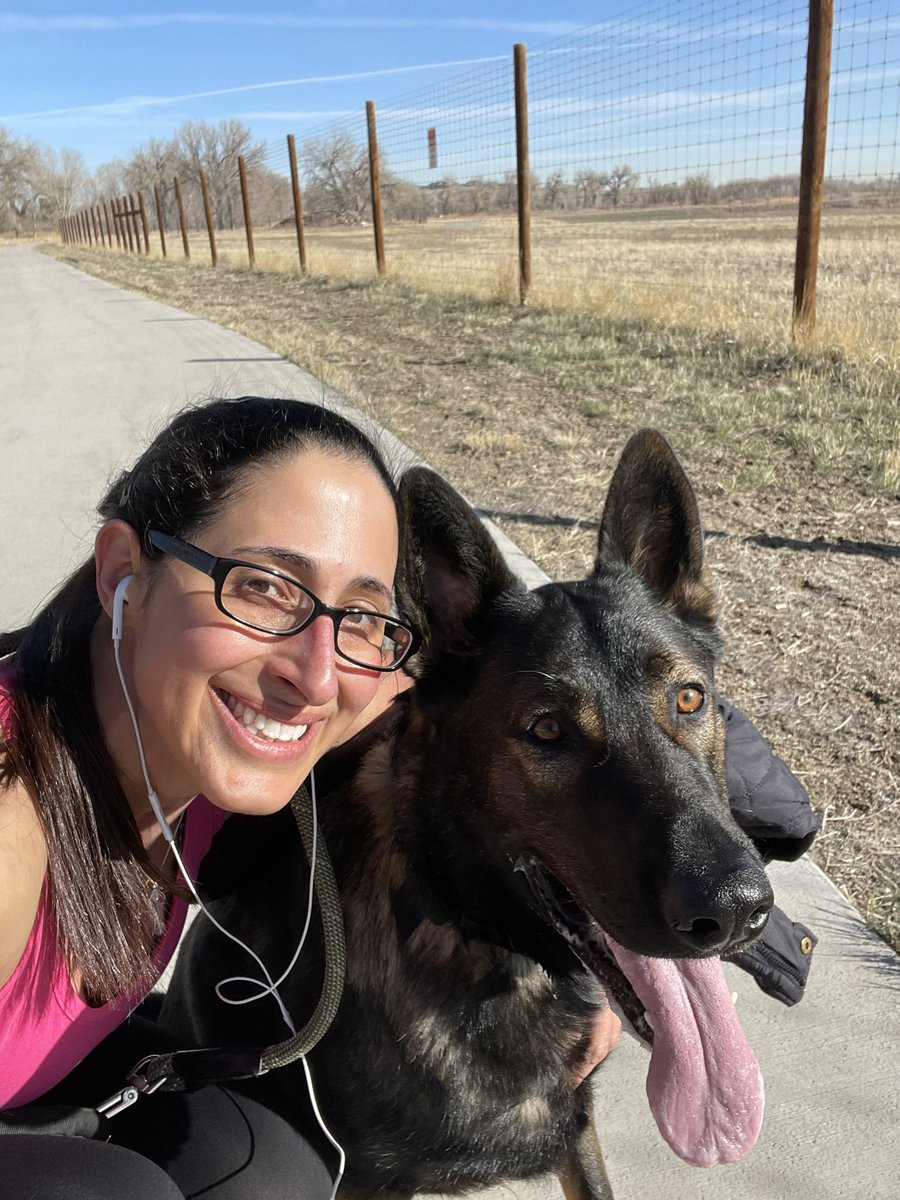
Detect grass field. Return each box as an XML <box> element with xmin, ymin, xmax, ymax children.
<box><xmin>42</xmin><ymin>234</ymin><xmax>900</xmax><ymax>953</ymax></box>
<box><xmin>159</xmin><ymin>206</ymin><xmax>900</xmax><ymax>381</ymax></box>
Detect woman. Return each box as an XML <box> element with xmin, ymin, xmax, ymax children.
<box><xmin>0</xmin><ymin>396</ymin><xmax>424</xmax><ymax>1198</ymax></box>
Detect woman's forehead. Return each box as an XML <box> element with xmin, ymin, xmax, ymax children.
<box><xmin>201</xmin><ymin>447</ymin><xmax>399</xmax><ymax>586</ymax></box>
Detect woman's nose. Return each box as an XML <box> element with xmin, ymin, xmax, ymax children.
<box><xmin>270</xmin><ymin>614</ymin><xmax>339</xmax><ymax>707</ymax></box>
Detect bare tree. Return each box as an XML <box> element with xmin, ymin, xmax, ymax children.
<box><xmin>574</xmin><ymin>170</ymin><xmax>607</xmax><ymax>210</ymax></box>
<box><xmin>0</xmin><ymin>126</ymin><xmax>42</xmax><ymax>232</ymax></box>
<box><xmin>604</xmin><ymin>164</ymin><xmax>638</xmax><ymax>208</ymax></box>
<box><xmin>301</xmin><ymin>130</ymin><xmax>372</xmax><ymax>225</ymax></box>
<box><xmin>684</xmin><ymin>172</ymin><xmax>713</xmax><ymax>205</ymax></box>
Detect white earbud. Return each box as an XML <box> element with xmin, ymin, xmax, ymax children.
<box><xmin>112</xmin><ymin>574</ymin><xmax>135</xmax><ymax>644</ymax></box>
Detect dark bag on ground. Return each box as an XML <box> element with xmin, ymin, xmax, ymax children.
<box><xmin>720</xmin><ymin>699</ymin><xmax>820</xmax><ymax>1006</ymax></box>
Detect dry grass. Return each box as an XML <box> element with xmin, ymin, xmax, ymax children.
<box><xmin>166</xmin><ymin>207</ymin><xmax>900</xmax><ymax>374</ymax></box>
<box><xmin>42</xmin><ymin>240</ymin><xmax>900</xmax><ymax>953</ymax></box>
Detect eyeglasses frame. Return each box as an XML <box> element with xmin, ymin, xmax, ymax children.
<box><xmin>146</xmin><ymin>529</ymin><xmax>420</xmax><ymax>672</ymax></box>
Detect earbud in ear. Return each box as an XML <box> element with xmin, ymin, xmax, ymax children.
<box><xmin>112</xmin><ymin>575</ymin><xmax>135</xmax><ymax>643</ymax></box>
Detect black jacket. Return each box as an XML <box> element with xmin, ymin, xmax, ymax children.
<box><xmin>721</xmin><ymin>700</ymin><xmax>820</xmax><ymax>1005</ymax></box>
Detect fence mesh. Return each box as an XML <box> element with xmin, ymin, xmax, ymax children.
<box><xmin>70</xmin><ymin>0</ymin><xmax>899</xmax><ymax>356</ymax></box>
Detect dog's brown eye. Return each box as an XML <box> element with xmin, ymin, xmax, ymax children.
<box><xmin>530</xmin><ymin>716</ymin><xmax>563</xmax><ymax>742</ymax></box>
<box><xmin>676</xmin><ymin>687</ymin><xmax>705</xmax><ymax>715</ymax></box>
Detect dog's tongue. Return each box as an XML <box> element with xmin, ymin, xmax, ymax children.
<box><xmin>604</xmin><ymin>934</ymin><xmax>764</xmax><ymax>1167</ymax></box>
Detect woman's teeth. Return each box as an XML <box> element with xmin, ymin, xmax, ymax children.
<box><xmin>224</xmin><ymin>694</ymin><xmax>308</xmax><ymax>743</ymax></box>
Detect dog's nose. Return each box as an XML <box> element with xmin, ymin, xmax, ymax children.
<box><xmin>663</xmin><ymin>863</ymin><xmax>774</xmax><ymax>953</ymax></box>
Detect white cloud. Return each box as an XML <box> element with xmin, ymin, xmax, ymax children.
<box><xmin>0</xmin><ymin>12</ymin><xmax>576</xmax><ymax>36</ymax></box>
<box><xmin>0</xmin><ymin>57</ymin><xmax>509</xmax><ymax>122</ymax></box>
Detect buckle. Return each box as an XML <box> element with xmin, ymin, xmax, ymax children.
<box><xmin>95</xmin><ymin>1055</ymin><xmax>169</xmax><ymax>1118</ymax></box>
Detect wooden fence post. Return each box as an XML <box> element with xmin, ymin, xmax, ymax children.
<box><xmin>514</xmin><ymin>43</ymin><xmax>532</xmax><ymax>306</ymax></box>
<box><xmin>287</xmin><ymin>133</ymin><xmax>308</xmax><ymax>272</ymax></box>
<box><xmin>153</xmin><ymin>184</ymin><xmax>167</xmax><ymax>258</ymax></box>
<box><xmin>238</xmin><ymin>155</ymin><xmax>256</xmax><ymax>268</ymax></box>
<box><xmin>138</xmin><ymin>191</ymin><xmax>151</xmax><ymax>254</ymax></box>
<box><xmin>89</xmin><ymin>205</ymin><xmax>100</xmax><ymax>246</ymax></box>
<box><xmin>103</xmin><ymin>199</ymin><xmax>114</xmax><ymax>248</ymax></box>
<box><xmin>174</xmin><ymin>176</ymin><xmax>190</xmax><ymax>259</ymax></box>
<box><xmin>128</xmin><ymin>193</ymin><xmax>141</xmax><ymax>253</ymax></box>
<box><xmin>85</xmin><ymin>208</ymin><xmax>94</xmax><ymax>245</ymax></box>
<box><xmin>123</xmin><ymin>196</ymin><xmax>135</xmax><ymax>252</ymax></box>
<box><xmin>199</xmin><ymin>170</ymin><xmax>218</xmax><ymax>266</ymax></box>
<box><xmin>97</xmin><ymin>204</ymin><xmax>107</xmax><ymax>248</ymax></box>
<box><xmin>111</xmin><ymin>199</ymin><xmax>121</xmax><ymax>248</ymax></box>
<box><xmin>366</xmin><ymin>101</ymin><xmax>387</xmax><ymax>276</ymax></box>
<box><xmin>793</xmin><ymin>0</ymin><xmax>834</xmax><ymax>339</ymax></box>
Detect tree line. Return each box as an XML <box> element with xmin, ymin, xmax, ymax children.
<box><xmin>2</xmin><ymin>119</ymin><xmax>894</xmax><ymax>237</ymax></box>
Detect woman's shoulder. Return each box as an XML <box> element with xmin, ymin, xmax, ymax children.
<box><xmin>0</xmin><ymin>774</ymin><xmax>48</xmax><ymax>989</ymax></box>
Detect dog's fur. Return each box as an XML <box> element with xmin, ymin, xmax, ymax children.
<box><xmin>163</xmin><ymin>430</ymin><xmax>772</xmax><ymax>1199</ymax></box>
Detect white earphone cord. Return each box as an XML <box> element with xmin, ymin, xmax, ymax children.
<box><xmin>112</xmin><ymin>604</ymin><xmax>346</xmax><ymax>1197</ymax></box>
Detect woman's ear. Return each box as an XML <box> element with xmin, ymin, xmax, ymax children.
<box><xmin>94</xmin><ymin>520</ymin><xmax>145</xmax><ymax>625</ymax></box>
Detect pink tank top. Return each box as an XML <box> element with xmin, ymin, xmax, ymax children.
<box><xmin>0</xmin><ymin>669</ymin><xmax>227</xmax><ymax>1106</ymax></box>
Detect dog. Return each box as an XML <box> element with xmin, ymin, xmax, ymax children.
<box><xmin>163</xmin><ymin>429</ymin><xmax>773</xmax><ymax>1199</ymax></box>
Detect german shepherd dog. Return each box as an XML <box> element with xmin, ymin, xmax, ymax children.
<box><xmin>164</xmin><ymin>430</ymin><xmax>773</xmax><ymax>1199</ymax></box>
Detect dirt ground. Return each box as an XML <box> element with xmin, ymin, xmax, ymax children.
<box><xmin>44</xmin><ymin>246</ymin><xmax>900</xmax><ymax>951</ymax></box>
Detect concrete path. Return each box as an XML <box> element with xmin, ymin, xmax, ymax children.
<box><xmin>1</xmin><ymin>244</ymin><xmax>897</xmax><ymax>1199</ymax></box>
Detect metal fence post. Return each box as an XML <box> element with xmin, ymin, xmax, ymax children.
<box><xmin>514</xmin><ymin>43</ymin><xmax>533</xmax><ymax>305</ymax></box>
<box><xmin>174</xmin><ymin>176</ymin><xmax>191</xmax><ymax>258</ymax></box>
<box><xmin>793</xmin><ymin>0</ymin><xmax>834</xmax><ymax>339</ymax></box>
<box><xmin>238</xmin><ymin>155</ymin><xmax>256</xmax><ymax>268</ymax></box>
<box><xmin>287</xmin><ymin>133</ymin><xmax>308</xmax><ymax>272</ymax></box>
<box><xmin>199</xmin><ymin>170</ymin><xmax>218</xmax><ymax>266</ymax></box>
<box><xmin>103</xmin><ymin>200</ymin><xmax>113</xmax><ymax>248</ymax></box>
<box><xmin>127</xmin><ymin>193</ymin><xmax>140</xmax><ymax>252</ymax></box>
<box><xmin>123</xmin><ymin>196</ymin><xmax>135</xmax><ymax>252</ymax></box>
<box><xmin>366</xmin><ymin>101</ymin><xmax>387</xmax><ymax>276</ymax></box>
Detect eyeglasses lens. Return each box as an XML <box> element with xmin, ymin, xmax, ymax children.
<box><xmin>220</xmin><ymin>564</ymin><xmax>410</xmax><ymax>669</ymax></box>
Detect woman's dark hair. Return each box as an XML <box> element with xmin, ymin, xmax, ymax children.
<box><xmin>0</xmin><ymin>397</ymin><xmax>398</xmax><ymax>1003</ymax></box>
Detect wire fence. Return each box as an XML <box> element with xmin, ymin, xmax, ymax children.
<box><xmin>62</xmin><ymin>0</ymin><xmax>898</xmax><ymax>358</ymax></box>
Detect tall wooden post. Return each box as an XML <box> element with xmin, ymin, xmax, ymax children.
<box><xmin>127</xmin><ymin>193</ymin><xmax>140</xmax><ymax>252</ymax></box>
<box><xmin>514</xmin><ymin>43</ymin><xmax>532</xmax><ymax>305</ymax></box>
<box><xmin>366</xmin><ymin>101</ymin><xmax>387</xmax><ymax>276</ymax></box>
<box><xmin>85</xmin><ymin>208</ymin><xmax>94</xmax><ymax>245</ymax></box>
<box><xmin>287</xmin><ymin>133</ymin><xmax>308</xmax><ymax>272</ymax></box>
<box><xmin>96</xmin><ymin>204</ymin><xmax>107</xmax><ymax>247</ymax></box>
<box><xmin>238</xmin><ymin>155</ymin><xmax>256</xmax><ymax>268</ymax></box>
<box><xmin>153</xmin><ymin>184</ymin><xmax>167</xmax><ymax>257</ymax></box>
<box><xmin>137</xmin><ymin>191</ymin><xmax>151</xmax><ymax>254</ymax></box>
<box><xmin>112</xmin><ymin>199</ymin><xmax>122</xmax><ymax>249</ymax></box>
<box><xmin>90</xmin><ymin>205</ymin><xmax>101</xmax><ymax>246</ymax></box>
<box><xmin>103</xmin><ymin>199</ymin><xmax>115</xmax><ymax>248</ymax></box>
<box><xmin>793</xmin><ymin>0</ymin><xmax>834</xmax><ymax>339</ymax></box>
<box><xmin>123</xmin><ymin>197</ymin><xmax>135</xmax><ymax>252</ymax></box>
<box><xmin>199</xmin><ymin>170</ymin><xmax>218</xmax><ymax>266</ymax></box>
<box><xmin>174</xmin><ymin>176</ymin><xmax>191</xmax><ymax>259</ymax></box>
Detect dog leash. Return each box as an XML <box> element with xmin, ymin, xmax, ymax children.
<box><xmin>96</xmin><ymin>784</ymin><xmax>346</xmax><ymax>1117</ymax></box>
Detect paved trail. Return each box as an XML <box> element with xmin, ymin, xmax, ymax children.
<box><xmin>1</xmin><ymin>244</ymin><xmax>897</xmax><ymax>1200</ymax></box>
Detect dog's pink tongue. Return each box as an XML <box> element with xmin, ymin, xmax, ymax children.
<box><xmin>605</xmin><ymin>935</ymin><xmax>764</xmax><ymax>1167</ymax></box>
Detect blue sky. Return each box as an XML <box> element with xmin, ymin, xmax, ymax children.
<box><xmin>1</xmin><ymin>3</ymin><xmax>896</xmax><ymax>184</ymax></box>
<box><xmin>0</xmin><ymin>3</ymin><xmax>611</xmax><ymax>168</ymax></box>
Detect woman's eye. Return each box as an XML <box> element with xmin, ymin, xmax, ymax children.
<box><xmin>529</xmin><ymin>715</ymin><xmax>564</xmax><ymax>743</ymax></box>
<box><xmin>342</xmin><ymin>609</ymin><xmax>379</xmax><ymax>632</ymax></box>
<box><xmin>676</xmin><ymin>686</ymin><xmax>705</xmax><ymax>715</ymax></box>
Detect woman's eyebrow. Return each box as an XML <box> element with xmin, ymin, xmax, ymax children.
<box><xmin>234</xmin><ymin>545</ymin><xmax>393</xmax><ymax>607</ymax></box>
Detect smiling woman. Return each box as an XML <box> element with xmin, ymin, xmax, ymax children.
<box><xmin>0</xmin><ymin>396</ymin><xmax>415</xmax><ymax>1199</ymax></box>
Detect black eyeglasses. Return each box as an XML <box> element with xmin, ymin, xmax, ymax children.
<box><xmin>148</xmin><ymin>530</ymin><xmax>420</xmax><ymax>673</ymax></box>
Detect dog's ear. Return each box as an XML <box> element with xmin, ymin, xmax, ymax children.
<box><xmin>593</xmin><ymin>429</ymin><xmax>718</xmax><ymax>632</ymax></box>
<box><xmin>398</xmin><ymin>466</ymin><xmax>523</xmax><ymax>663</ymax></box>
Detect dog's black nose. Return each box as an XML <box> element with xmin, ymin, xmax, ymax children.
<box><xmin>663</xmin><ymin>863</ymin><xmax>774</xmax><ymax>953</ymax></box>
